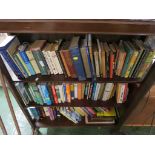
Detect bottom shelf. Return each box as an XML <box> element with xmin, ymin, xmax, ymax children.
<box><xmin>35</xmin><ymin>117</ymin><xmax>117</xmax><ymax>128</ymax></box>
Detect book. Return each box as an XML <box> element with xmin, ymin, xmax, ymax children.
<box><xmin>74</xmin><ymin>83</ymin><xmax>78</xmax><ymax>99</ymax></box>
<box><xmin>31</xmin><ymin>40</ymin><xmax>49</xmax><ymax>75</ymax></box>
<box><xmin>80</xmin><ymin>39</ymin><xmax>92</xmax><ymax>78</ymax></box>
<box><xmin>51</xmin><ymin>84</ymin><xmax>59</xmax><ymax>104</ymax></box>
<box><xmin>26</xmin><ymin>45</ymin><xmax>41</xmax><ymax>74</ymax></box>
<box><xmin>18</xmin><ymin>43</ymin><xmax>36</xmax><ymax>75</ymax></box>
<box><xmin>69</xmin><ymin>36</ymin><xmax>86</xmax><ymax>81</ymax></box>
<box><xmin>27</xmin><ymin>107</ymin><xmax>40</xmax><ymax>120</ymax></box>
<box><xmin>0</xmin><ymin>36</ymin><xmax>24</xmax><ymax>79</ymax></box>
<box><xmin>100</xmin><ymin>42</ymin><xmax>106</xmax><ymax>78</ymax></box>
<box><xmin>60</xmin><ymin>41</ymin><xmax>77</xmax><ymax>78</ymax></box>
<box><xmin>93</xmin><ymin>42</ymin><xmax>100</xmax><ymax>77</ymax></box>
<box><xmin>55</xmin><ymin>85</ymin><xmax>61</xmax><ymax>103</ymax></box>
<box><xmin>102</xmin><ymin>83</ymin><xmax>114</xmax><ymax>101</ymax></box>
<box><xmin>70</xmin><ymin>84</ymin><xmax>74</xmax><ymax>100</ymax></box>
<box><xmin>77</xmin><ymin>83</ymin><xmax>82</xmax><ymax>100</ymax></box>
<box><xmin>97</xmin><ymin>83</ymin><xmax>105</xmax><ymax>100</ymax></box>
<box><xmin>66</xmin><ymin>83</ymin><xmax>71</xmax><ymax>103</ymax></box>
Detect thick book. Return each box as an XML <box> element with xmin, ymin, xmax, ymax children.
<box><xmin>26</xmin><ymin>45</ymin><xmax>41</xmax><ymax>74</ymax></box>
<box><xmin>97</xmin><ymin>83</ymin><xmax>105</xmax><ymax>100</ymax></box>
<box><xmin>27</xmin><ymin>107</ymin><xmax>40</xmax><ymax>120</ymax></box>
<box><xmin>102</xmin><ymin>83</ymin><xmax>114</xmax><ymax>101</ymax></box>
<box><xmin>0</xmin><ymin>36</ymin><xmax>24</xmax><ymax>79</ymax></box>
<box><xmin>69</xmin><ymin>36</ymin><xmax>86</xmax><ymax>81</ymax></box>
<box><xmin>80</xmin><ymin>39</ymin><xmax>92</xmax><ymax>78</ymax></box>
<box><xmin>51</xmin><ymin>84</ymin><xmax>59</xmax><ymax>104</ymax></box>
<box><xmin>60</xmin><ymin>41</ymin><xmax>77</xmax><ymax>78</ymax></box>
<box><xmin>100</xmin><ymin>43</ymin><xmax>106</xmax><ymax>78</ymax></box>
<box><xmin>31</xmin><ymin>40</ymin><xmax>49</xmax><ymax>75</ymax></box>
<box><xmin>18</xmin><ymin>43</ymin><xmax>36</xmax><ymax>75</ymax></box>
<box><xmin>66</xmin><ymin>83</ymin><xmax>71</xmax><ymax>103</ymax></box>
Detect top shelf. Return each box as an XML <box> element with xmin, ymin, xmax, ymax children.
<box><xmin>14</xmin><ymin>74</ymin><xmax>142</xmax><ymax>83</ymax></box>
<box><xmin>0</xmin><ymin>19</ymin><xmax>155</xmax><ymax>35</ymax></box>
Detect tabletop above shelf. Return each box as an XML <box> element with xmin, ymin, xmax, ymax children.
<box><xmin>0</xmin><ymin>19</ymin><xmax>155</xmax><ymax>35</ymax></box>
<box><xmin>14</xmin><ymin>74</ymin><xmax>142</xmax><ymax>83</ymax></box>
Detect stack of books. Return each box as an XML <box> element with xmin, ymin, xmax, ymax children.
<box><xmin>28</xmin><ymin>106</ymin><xmax>117</xmax><ymax>124</ymax></box>
<box><xmin>15</xmin><ymin>82</ymin><xmax>128</xmax><ymax>105</ymax></box>
<box><xmin>1</xmin><ymin>35</ymin><xmax>155</xmax><ymax>81</ymax></box>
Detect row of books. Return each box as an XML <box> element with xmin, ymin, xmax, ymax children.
<box><xmin>28</xmin><ymin>106</ymin><xmax>117</xmax><ymax>124</ymax></box>
<box><xmin>1</xmin><ymin>34</ymin><xmax>155</xmax><ymax>81</ymax></box>
<box><xmin>15</xmin><ymin>82</ymin><xmax>128</xmax><ymax>105</ymax></box>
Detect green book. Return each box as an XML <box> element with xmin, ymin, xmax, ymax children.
<box><xmin>121</xmin><ymin>41</ymin><xmax>134</xmax><ymax>77</ymax></box>
<box><xmin>28</xmin><ymin>83</ymin><xmax>44</xmax><ymax>105</ymax></box>
<box><xmin>31</xmin><ymin>40</ymin><xmax>49</xmax><ymax>75</ymax></box>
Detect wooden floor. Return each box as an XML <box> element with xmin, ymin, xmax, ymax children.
<box><xmin>125</xmin><ymin>85</ymin><xmax>155</xmax><ymax>126</ymax></box>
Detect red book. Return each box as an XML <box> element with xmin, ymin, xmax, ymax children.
<box><xmin>51</xmin><ymin>84</ymin><xmax>58</xmax><ymax>104</ymax></box>
<box><xmin>123</xmin><ymin>84</ymin><xmax>128</xmax><ymax>103</ymax></box>
<box><xmin>110</xmin><ymin>52</ymin><xmax>114</xmax><ymax>78</ymax></box>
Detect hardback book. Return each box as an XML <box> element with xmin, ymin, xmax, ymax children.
<box><xmin>0</xmin><ymin>36</ymin><xmax>24</xmax><ymax>79</ymax></box>
<box><xmin>74</xmin><ymin>83</ymin><xmax>78</xmax><ymax>99</ymax></box>
<box><xmin>58</xmin><ymin>85</ymin><xmax>65</xmax><ymax>103</ymax></box>
<box><xmin>102</xmin><ymin>83</ymin><xmax>114</xmax><ymax>101</ymax></box>
<box><xmin>26</xmin><ymin>45</ymin><xmax>41</xmax><ymax>74</ymax></box>
<box><xmin>77</xmin><ymin>83</ymin><xmax>82</xmax><ymax>100</ymax></box>
<box><xmin>93</xmin><ymin>42</ymin><xmax>100</xmax><ymax>77</ymax></box>
<box><xmin>87</xmin><ymin>34</ymin><xmax>96</xmax><ymax>80</ymax></box>
<box><xmin>124</xmin><ymin>41</ymin><xmax>139</xmax><ymax>78</ymax></box>
<box><xmin>55</xmin><ymin>85</ymin><xmax>61</xmax><ymax>103</ymax></box>
<box><xmin>28</xmin><ymin>83</ymin><xmax>44</xmax><ymax>105</ymax></box>
<box><xmin>97</xmin><ymin>83</ymin><xmax>105</xmax><ymax>100</ymax></box>
<box><xmin>43</xmin><ymin>107</ymin><xmax>50</xmax><ymax>117</ymax></box>
<box><xmin>47</xmin><ymin>84</ymin><xmax>54</xmax><ymax>103</ymax></box>
<box><xmin>63</xmin><ymin>83</ymin><xmax>67</xmax><ymax>102</ymax></box>
<box><xmin>74</xmin><ymin>107</ymin><xmax>86</xmax><ymax>116</ymax></box>
<box><xmin>116</xmin><ymin>41</ymin><xmax>127</xmax><ymax>76</ymax></box>
<box><xmin>60</xmin><ymin>41</ymin><xmax>77</xmax><ymax>78</ymax></box>
<box><xmin>31</xmin><ymin>40</ymin><xmax>49</xmax><ymax>75</ymax></box>
<box><xmin>94</xmin><ymin>83</ymin><xmax>101</xmax><ymax>101</ymax></box>
<box><xmin>91</xmin><ymin>83</ymin><xmax>97</xmax><ymax>100</ymax></box>
<box><xmin>70</xmin><ymin>84</ymin><xmax>74</xmax><ymax>100</ymax></box>
<box><xmin>121</xmin><ymin>41</ymin><xmax>134</xmax><ymax>77</ymax></box>
<box><xmin>69</xmin><ymin>36</ymin><xmax>86</xmax><ymax>81</ymax></box>
<box><xmin>80</xmin><ymin>39</ymin><xmax>92</xmax><ymax>78</ymax></box>
<box><xmin>18</xmin><ymin>43</ymin><xmax>36</xmax><ymax>75</ymax></box>
<box><xmin>66</xmin><ymin>83</ymin><xmax>71</xmax><ymax>103</ymax></box>
<box><xmin>27</xmin><ymin>107</ymin><xmax>40</xmax><ymax>120</ymax></box>
<box><xmin>102</xmin><ymin>42</ymin><xmax>111</xmax><ymax>77</ymax></box>
<box><xmin>81</xmin><ymin>83</ymin><xmax>85</xmax><ymax>99</ymax></box>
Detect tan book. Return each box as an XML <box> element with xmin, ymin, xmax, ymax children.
<box><xmin>101</xmin><ymin>43</ymin><xmax>106</xmax><ymax>78</ymax></box>
<box><xmin>97</xmin><ymin>83</ymin><xmax>105</xmax><ymax>100</ymax></box>
<box><xmin>26</xmin><ymin>45</ymin><xmax>41</xmax><ymax>74</ymax></box>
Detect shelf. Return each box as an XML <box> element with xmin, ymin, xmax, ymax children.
<box><xmin>15</xmin><ymin>74</ymin><xmax>142</xmax><ymax>83</ymax></box>
<box><xmin>35</xmin><ymin>117</ymin><xmax>116</xmax><ymax>128</ymax></box>
<box><xmin>0</xmin><ymin>20</ymin><xmax>155</xmax><ymax>35</ymax></box>
<box><xmin>26</xmin><ymin>98</ymin><xmax>115</xmax><ymax>108</ymax></box>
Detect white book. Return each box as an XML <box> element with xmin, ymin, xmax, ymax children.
<box><xmin>58</xmin><ymin>85</ymin><xmax>65</xmax><ymax>103</ymax></box>
<box><xmin>119</xmin><ymin>84</ymin><xmax>126</xmax><ymax>103</ymax></box>
<box><xmin>51</xmin><ymin>50</ymin><xmax>63</xmax><ymax>74</ymax></box>
<box><xmin>42</xmin><ymin>49</ymin><xmax>53</xmax><ymax>74</ymax></box>
<box><xmin>55</xmin><ymin>85</ymin><xmax>61</xmax><ymax>103</ymax></box>
<box><xmin>102</xmin><ymin>83</ymin><xmax>114</xmax><ymax>101</ymax></box>
<box><xmin>74</xmin><ymin>83</ymin><xmax>78</xmax><ymax>99</ymax></box>
<box><xmin>48</xmin><ymin>51</ymin><xmax>58</xmax><ymax>74</ymax></box>
<box><xmin>94</xmin><ymin>51</ymin><xmax>100</xmax><ymax>77</ymax></box>
<box><xmin>94</xmin><ymin>83</ymin><xmax>101</xmax><ymax>101</ymax></box>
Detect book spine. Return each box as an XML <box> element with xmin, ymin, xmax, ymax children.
<box><xmin>26</xmin><ymin>50</ymin><xmax>41</xmax><ymax>74</ymax></box>
<box><xmin>66</xmin><ymin>83</ymin><xmax>71</xmax><ymax>103</ymax></box>
<box><xmin>63</xmin><ymin>84</ymin><xmax>67</xmax><ymax>102</ymax></box>
<box><xmin>62</xmin><ymin>50</ymin><xmax>77</xmax><ymax>78</ymax></box>
<box><xmin>77</xmin><ymin>83</ymin><xmax>82</xmax><ymax>100</ymax></box>
<box><xmin>101</xmin><ymin>50</ymin><xmax>106</xmax><ymax>78</ymax></box>
<box><xmin>51</xmin><ymin>85</ymin><xmax>59</xmax><ymax>104</ymax></box>
<box><xmin>38</xmin><ymin>85</ymin><xmax>46</xmax><ymax>103</ymax></box>
<box><xmin>55</xmin><ymin>85</ymin><xmax>61</xmax><ymax>103</ymax></box>
<box><xmin>124</xmin><ymin>51</ymin><xmax>139</xmax><ymax>78</ymax></box>
<box><xmin>70</xmin><ymin>47</ymin><xmax>86</xmax><ymax>81</ymax></box>
<box><xmin>110</xmin><ymin>52</ymin><xmax>114</xmax><ymax>78</ymax></box>
<box><xmin>74</xmin><ymin>83</ymin><xmax>78</xmax><ymax>99</ymax></box>
<box><xmin>94</xmin><ymin>83</ymin><xmax>100</xmax><ymax>101</ymax></box>
<box><xmin>16</xmin><ymin>53</ymin><xmax>31</xmax><ymax>76</ymax></box>
<box><xmin>19</xmin><ymin>51</ymin><xmax>35</xmax><ymax>75</ymax></box>
<box><xmin>91</xmin><ymin>83</ymin><xmax>97</xmax><ymax>100</ymax></box>
<box><xmin>94</xmin><ymin>51</ymin><xmax>100</xmax><ymax>77</ymax></box>
<box><xmin>58</xmin><ymin>85</ymin><xmax>65</xmax><ymax>103</ymax></box>
<box><xmin>80</xmin><ymin>47</ymin><xmax>91</xmax><ymax>78</ymax></box>
<box><xmin>70</xmin><ymin>84</ymin><xmax>74</xmax><ymax>100</ymax></box>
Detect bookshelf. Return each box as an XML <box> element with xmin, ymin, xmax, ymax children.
<box><xmin>0</xmin><ymin>19</ymin><xmax>155</xmax><ymax>134</ymax></box>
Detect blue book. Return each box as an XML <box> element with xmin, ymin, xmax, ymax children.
<box><xmin>18</xmin><ymin>44</ymin><xmax>35</xmax><ymax>75</ymax></box>
<box><xmin>91</xmin><ymin>83</ymin><xmax>97</xmax><ymax>100</ymax></box>
<box><xmin>63</xmin><ymin>84</ymin><xmax>67</xmax><ymax>102</ymax></box>
<box><xmin>39</xmin><ymin>84</ymin><xmax>52</xmax><ymax>105</ymax></box>
<box><xmin>0</xmin><ymin>36</ymin><xmax>24</xmax><ymax>79</ymax></box>
<box><xmin>27</xmin><ymin>107</ymin><xmax>40</xmax><ymax>120</ymax></box>
<box><xmin>69</xmin><ymin>36</ymin><xmax>86</xmax><ymax>81</ymax></box>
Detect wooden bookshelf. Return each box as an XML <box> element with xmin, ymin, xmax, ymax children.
<box><xmin>0</xmin><ymin>19</ymin><xmax>155</xmax><ymax>134</ymax></box>
<box><xmin>35</xmin><ymin>117</ymin><xmax>116</xmax><ymax>128</ymax></box>
<box><xmin>14</xmin><ymin>74</ymin><xmax>142</xmax><ymax>83</ymax></box>
<box><xmin>26</xmin><ymin>98</ymin><xmax>115</xmax><ymax>108</ymax></box>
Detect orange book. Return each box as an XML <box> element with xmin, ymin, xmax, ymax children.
<box><xmin>110</xmin><ymin>52</ymin><xmax>114</xmax><ymax>78</ymax></box>
<box><xmin>66</xmin><ymin>83</ymin><xmax>71</xmax><ymax>103</ymax></box>
<box><xmin>77</xmin><ymin>83</ymin><xmax>82</xmax><ymax>100</ymax></box>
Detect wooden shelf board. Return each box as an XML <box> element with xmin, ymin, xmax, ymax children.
<box><xmin>15</xmin><ymin>74</ymin><xmax>142</xmax><ymax>83</ymax></box>
<box><xmin>26</xmin><ymin>98</ymin><xmax>115</xmax><ymax>108</ymax></box>
<box><xmin>35</xmin><ymin>117</ymin><xmax>116</xmax><ymax>128</ymax></box>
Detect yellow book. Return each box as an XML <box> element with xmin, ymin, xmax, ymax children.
<box><xmin>74</xmin><ymin>107</ymin><xmax>86</xmax><ymax>116</ymax></box>
<box><xmin>96</xmin><ymin>107</ymin><xmax>116</xmax><ymax>117</ymax></box>
<box><xmin>116</xmin><ymin>84</ymin><xmax>121</xmax><ymax>103</ymax></box>
<box><xmin>16</xmin><ymin>53</ymin><xmax>31</xmax><ymax>76</ymax></box>
<box><xmin>125</xmin><ymin>50</ymin><xmax>139</xmax><ymax>78</ymax></box>
<box><xmin>26</xmin><ymin>47</ymin><xmax>41</xmax><ymax>74</ymax></box>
